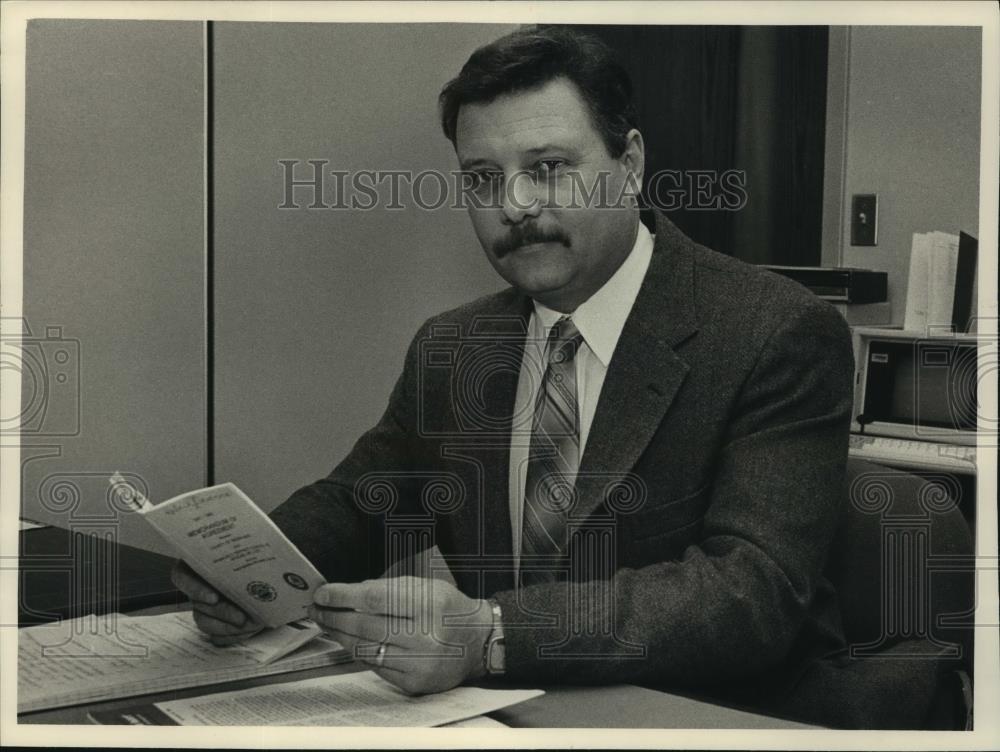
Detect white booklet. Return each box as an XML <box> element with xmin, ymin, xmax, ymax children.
<box><xmin>88</xmin><ymin>670</ymin><xmax>543</xmax><ymax>726</ymax></box>
<box><xmin>18</xmin><ymin>611</ymin><xmax>349</xmax><ymax>713</ymax></box>
<box><xmin>109</xmin><ymin>473</ymin><xmax>326</xmax><ymax>628</ymax></box>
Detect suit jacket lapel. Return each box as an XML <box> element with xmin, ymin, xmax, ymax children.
<box><xmin>572</xmin><ymin>213</ymin><xmax>700</xmax><ymax>522</ymax></box>
<box><xmin>477</xmin><ymin>296</ymin><xmax>531</xmax><ymax>563</ymax></box>
<box><xmin>443</xmin><ymin>291</ymin><xmax>530</xmax><ymax>595</ymax></box>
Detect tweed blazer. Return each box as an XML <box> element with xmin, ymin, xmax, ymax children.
<box><xmin>271</xmin><ymin>211</ymin><xmax>856</xmax><ymax>719</ymax></box>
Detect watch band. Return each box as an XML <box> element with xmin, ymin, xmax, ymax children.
<box><xmin>483</xmin><ymin>598</ymin><xmax>506</xmax><ymax>676</ymax></box>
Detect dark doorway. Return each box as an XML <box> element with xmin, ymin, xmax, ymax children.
<box><xmin>563</xmin><ymin>25</ymin><xmax>829</xmax><ymax>266</ymax></box>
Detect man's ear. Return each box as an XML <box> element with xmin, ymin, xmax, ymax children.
<box><xmin>619</xmin><ymin>128</ymin><xmax>645</xmax><ymax>199</ymax></box>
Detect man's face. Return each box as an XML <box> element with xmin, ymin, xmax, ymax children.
<box><xmin>455</xmin><ymin>77</ymin><xmax>643</xmax><ymax>312</ymax></box>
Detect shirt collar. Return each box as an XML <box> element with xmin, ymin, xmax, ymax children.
<box><xmin>532</xmin><ymin>220</ymin><xmax>655</xmax><ymax>367</ymax></box>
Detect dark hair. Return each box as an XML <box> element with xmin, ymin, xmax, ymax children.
<box><xmin>439</xmin><ymin>26</ymin><xmax>638</xmax><ymax>157</ymax></box>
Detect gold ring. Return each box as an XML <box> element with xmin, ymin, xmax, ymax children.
<box><xmin>374</xmin><ymin>642</ymin><xmax>387</xmax><ymax>667</ymax></box>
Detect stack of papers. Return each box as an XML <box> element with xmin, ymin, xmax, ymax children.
<box><xmin>88</xmin><ymin>670</ymin><xmax>542</xmax><ymax>726</ymax></box>
<box><xmin>18</xmin><ymin>611</ymin><xmax>348</xmax><ymax>713</ymax></box>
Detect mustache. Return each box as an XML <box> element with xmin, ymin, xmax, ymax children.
<box><xmin>493</xmin><ymin>223</ymin><xmax>571</xmax><ymax>258</ymax></box>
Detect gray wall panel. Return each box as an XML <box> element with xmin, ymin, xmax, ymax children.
<box><xmin>840</xmin><ymin>27</ymin><xmax>981</xmax><ymax>324</ymax></box>
<box><xmin>21</xmin><ymin>20</ymin><xmax>205</xmax><ymax>554</ymax></box>
<box><xmin>212</xmin><ymin>23</ymin><xmax>515</xmax><ymax>509</ymax></box>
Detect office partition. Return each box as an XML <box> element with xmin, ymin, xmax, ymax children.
<box><xmin>20</xmin><ymin>20</ymin><xmax>206</xmax><ymax>554</ymax></box>
<box><xmin>18</xmin><ymin>21</ymin><xmax>513</xmax><ymax>554</ymax></box>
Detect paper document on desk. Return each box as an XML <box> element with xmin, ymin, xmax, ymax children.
<box><xmin>109</xmin><ymin>473</ymin><xmax>326</xmax><ymax>628</ymax></box>
<box><xmin>18</xmin><ymin>611</ymin><xmax>348</xmax><ymax>713</ymax></box>
<box><xmin>442</xmin><ymin>715</ymin><xmax>509</xmax><ymax>728</ymax></box>
<box><xmin>127</xmin><ymin>671</ymin><xmax>542</xmax><ymax>726</ymax></box>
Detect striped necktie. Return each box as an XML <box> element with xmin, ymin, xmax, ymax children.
<box><xmin>520</xmin><ymin>316</ymin><xmax>584</xmax><ymax>586</ymax></box>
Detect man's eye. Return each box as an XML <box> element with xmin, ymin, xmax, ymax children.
<box><xmin>534</xmin><ymin>160</ymin><xmax>567</xmax><ymax>181</ymax></box>
<box><xmin>472</xmin><ymin>171</ymin><xmax>503</xmax><ymax>185</ymax></box>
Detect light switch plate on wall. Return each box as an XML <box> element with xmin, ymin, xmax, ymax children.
<box><xmin>851</xmin><ymin>193</ymin><xmax>878</xmax><ymax>246</ymax></box>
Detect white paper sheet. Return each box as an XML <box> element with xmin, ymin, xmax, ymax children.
<box><xmin>234</xmin><ymin>618</ymin><xmax>324</xmax><ymax>664</ymax></box>
<box><xmin>904</xmin><ymin>231</ymin><xmax>931</xmax><ymax>332</ymax></box>
<box><xmin>153</xmin><ymin>670</ymin><xmax>543</xmax><ymax>726</ymax></box>
<box><xmin>927</xmin><ymin>231</ymin><xmax>959</xmax><ymax>328</ymax></box>
<box><xmin>18</xmin><ymin>611</ymin><xmax>344</xmax><ymax>712</ymax></box>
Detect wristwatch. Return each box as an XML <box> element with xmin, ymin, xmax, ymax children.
<box><xmin>483</xmin><ymin>598</ymin><xmax>506</xmax><ymax>676</ymax></box>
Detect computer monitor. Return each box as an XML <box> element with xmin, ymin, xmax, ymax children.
<box><xmin>851</xmin><ymin>327</ymin><xmax>978</xmax><ymax>445</ymax></box>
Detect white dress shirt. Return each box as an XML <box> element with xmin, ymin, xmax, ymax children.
<box><xmin>508</xmin><ymin>220</ymin><xmax>655</xmax><ymax>565</ymax></box>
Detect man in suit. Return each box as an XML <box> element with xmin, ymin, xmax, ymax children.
<box><xmin>173</xmin><ymin>27</ymin><xmax>854</xmax><ymax>720</ymax></box>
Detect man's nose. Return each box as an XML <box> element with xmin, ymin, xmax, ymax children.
<box><xmin>500</xmin><ymin>171</ymin><xmax>543</xmax><ymax>225</ymax></box>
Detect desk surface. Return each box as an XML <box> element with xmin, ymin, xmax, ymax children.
<box><xmin>19</xmin><ymin>662</ymin><xmax>814</xmax><ymax>729</ymax></box>
<box><xmin>17</xmin><ymin>530</ymin><xmax>815</xmax><ymax>729</ymax></box>
<box><xmin>18</xmin><ymin>609</ymin><xmax>814</xmax><ymax>729</ymax></box>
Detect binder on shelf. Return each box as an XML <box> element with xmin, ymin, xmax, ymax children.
<box><xmin>903</xmin><ymin>230</ymin><xmax>977</xmax><ymax>333</ymax></box>
<box><xmin>952</xmin><ymin>232</ymin><xmax>978</xmax><ymax>333</ymax></box>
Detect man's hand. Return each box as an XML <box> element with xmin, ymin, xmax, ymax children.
<box><xmin>170</xmin><ymin>560</ymin><xmax>264</xmax><ymax>646</ymax></box>
<box><xmin>309</xmin><ymin>576</ymin><xmax>492</xmax><ymax>695</ymax></box>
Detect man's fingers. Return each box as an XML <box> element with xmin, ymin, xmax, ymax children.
<box><xmin>309</xmin><ymin>607</ymin><xmax>409</xmax><ymax>672</ymax></box>
<box><xmin>372</xmin><ymin>665</ymin><xmax>408</xmax><ymax>684</ymax></box>
<box><xmin>361</xmin><ymin>645</ymin><xmax>408</xmax><ymax>677</ymax></box>
<box><xmin>321</xmin><ymin>624</ymin><xmax>367</xmax><ymax>662</ymax></box>
<box><xmin>173</xmin><ymin>560</ymin><xmax>258</xmax><ymax>632</ymax></box>
<box><xmin>328</xmin><ymin>628</ymin><xmax>407</xmax><ymax>676</ymax></box>
<box><xmin>170</xmin><ymin>560</ymin><xmax>219</xmax><ymax>605</ymax></box>
<box><xmin>313</xmin><ymin>581</ymin><xmax>388</xmax><ymax>613</ymax></box>
<box><xmin>193</xmin><ymin>599</ymin><xmax>255</xmax><ymax>629</ymax></box>
<box><xmin>310</xmin><ymin>607</ymin><xmax>391</xmax><ymax>643</ymax></box>
<box><xmin>193</xmin><ymin>609</ymin><xmax>261</xmax><ymax>637</ymax></box>
<box><xmin>314</xmin><ymin>577</ymin><xmax>424</xmax><ymax>615</ymax></box>
<box><xmin>309</xmin><ymin>576</ymin><xmax>477</xmax><ymax>695</ymax></box>
<box><xmin>209</xmin><ymin>631</ymin><xmax>263</xmax><ymax>647</ymax></box>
